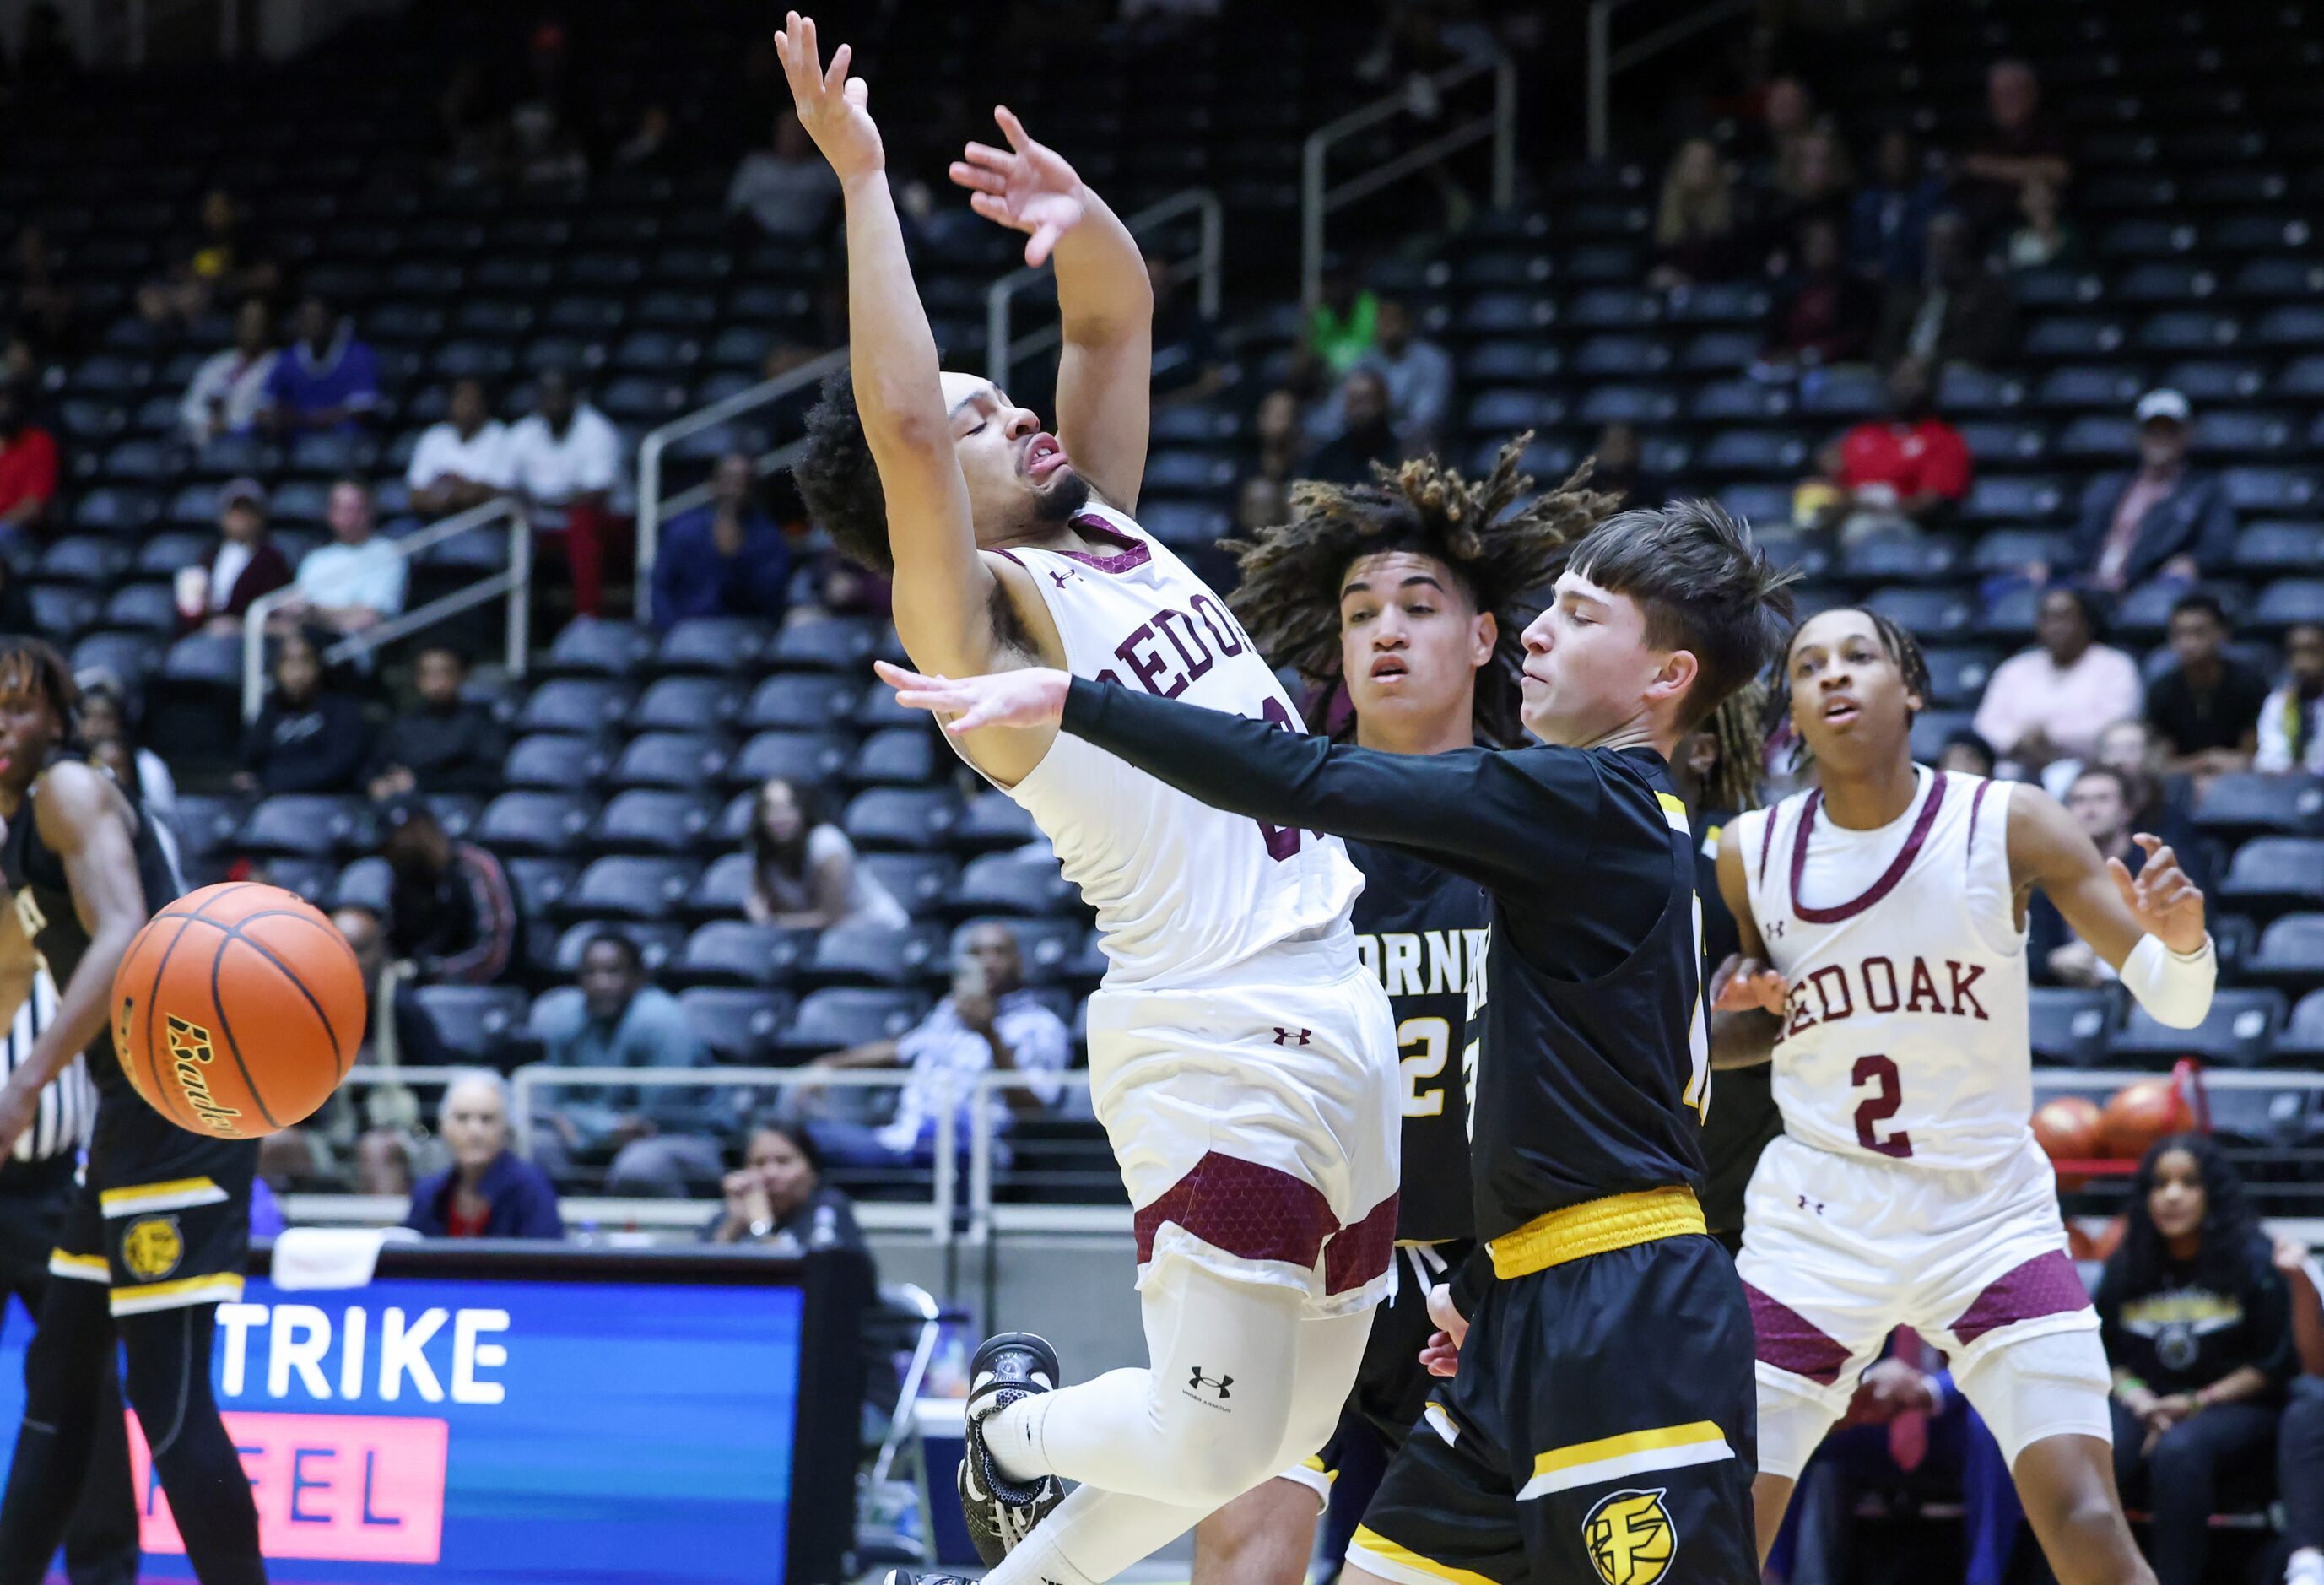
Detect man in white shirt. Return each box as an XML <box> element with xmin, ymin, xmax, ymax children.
<box><xmin>279</xmin><ymin>479</ymin><xmax>407</xmax><ymax>636</ymax></box>
<box><xmin>726</xmin><ymin>111</ymin><xmax>841</xmax><ymax>241</ymax></box>
<box><xmin>503</xmin><ymin>369</ymin><xmax>625</xmax><ymax>616</ymax></box>
<box><xmin>177</xmin><ymin>299</ymin><xmax>278</xmax><ymax>446</ymax></box>
<box><xmin>406</xmin><ymin>378</ymin><xmax>513</xmax><ymax>517</ymax></box>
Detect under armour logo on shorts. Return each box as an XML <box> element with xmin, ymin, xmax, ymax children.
<box><xmin>1272</xmin><ymin>1027</ymin><xmax>1312</xmax><ymax>1047</ymax></box>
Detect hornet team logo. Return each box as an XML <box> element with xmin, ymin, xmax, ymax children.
<box><xmin>122</xmin><ymin>1216</ymin><xmax>184</xmax><ymax>1282</ymax></box>
<box><xmin>1582</xmin><ymin>1488</ymin><xmax>1676</xmax><ymax>1585</ymax></box>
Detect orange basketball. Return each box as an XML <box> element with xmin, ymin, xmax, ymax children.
<box><xmin>2100</xmin><ymin>1078</ymin><xmax>2194</xmax><ymax>1162</ymax></box>
<box><xmin>110</xmin><ymin>883</ymin><xmax>365</xmax><ymax>1140</ymax></box>
<box><xmin>2033</xmin><ymin>1095</ymin><xmax>2105</xmax><ymax>1190</ymax></box>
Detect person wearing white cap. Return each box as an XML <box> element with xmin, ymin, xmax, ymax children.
<box><xmin>2068</xmin><ymin>387</ymin><xmax>2237</xmax><ymax>593</ymax></box>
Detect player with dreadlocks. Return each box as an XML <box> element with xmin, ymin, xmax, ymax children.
<box><xmin>1192</xmin><ymin>439</ymin><xmax>1614</xmax><ymax>1585</ymax></box>
<box><xmin>1709</xmin><ymin>606</ymin><xmax>2213</xmax><ymax>1585</ymax></box>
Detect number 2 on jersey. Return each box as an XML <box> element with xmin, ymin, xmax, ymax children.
<box><xmin>1254</xmin><ymin>698</ymin><xmax>1302</xmax><ymax>860</ymax></box>
<box><xmin>1850</xmin><ymin>1053</ymin><xmax>1914</xmax><ymax>1159</ymax></box>
<box><xmin>1397</xmin><ymin>1016</ymin><xmax>1450</xmax><ymax>1116</ymax></box>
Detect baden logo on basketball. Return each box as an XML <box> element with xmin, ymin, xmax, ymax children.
<box><xmin>121</xmin><ymin>1215</ymin><xmax>182</xmax><ymax>1281</ymax></box>
<box><xmin>165</xmin><ymin>1014</ymin><xmax>243</xmax><ymax>1135</ymax></box>
<box><xmin>1582</xmin><ymin>1488</ymin><xmax>1676</xmax><ymax>1585</ymax></box>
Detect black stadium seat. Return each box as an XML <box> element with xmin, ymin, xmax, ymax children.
<box><xmin>954</xmin><ymin>852</ymin><xmax>1076</xmax><ymax>917</ymax></box>
<box><xmin>592</xmin><ymin>790</ymin><xmax>719</xmax><ymax>854</ymax></box>
<box><xmin>844</xmin><ymin>788</ymin><xmax>961</xmax><ymax>852</ymax></box>
<box><xmin>806</xmin><ymin>922</ymin><xmax>945</xmax><ymax>988</ymax></box>
<box><xmin>2027</xmin><ymin>987</ymin><xmax>2117</xmax><ymax>1068</ymax></box>
<box><xmin>566</xmin><ymin>857</ymin><xmax>699</xmax><ymax>922</ymax></box>
<box><xmin>2109</xmin><ymin>988</ymin><xmax>2286</xmax><ymax>1069</ymax></box>
<box><xmin>239</xmin><ymin>794</ymin><xmax>376</xmax><ymax>859</ymax></box>
<box><xmin>673</xmin><ymin>922</ymin><xmax>811</xmax><ymax>988</ymax></box>
<box><xmin>477</xmin><ymin>792</ymin><xmax>598</xmax><ymax>855</ymax></box>
<box><xmin>678</xmin><ymin>987</ymin><xmax>795</xmax><ymax>1063</ymax></box>
<box><xmin>412</xmin><ymin>985</ymin><xmax>531</xmax><ymax>1062</ymax></box>
<box><xmin>505</xmin><ymin>734</ymin><xmax>611</xmax><ymax>791</ymax></box>
<box><xmin>778</xmin><ymin>987</ymin><xmax>930</xmax><ymax>1059</ymax></box>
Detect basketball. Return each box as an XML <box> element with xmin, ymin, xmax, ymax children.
<box><xmin>2032</xmin><ymin>1095</ymin><xmax>2104</xmax><ymax>1189</ymax></box>
<box><xmin>2100</xmin><ymin>1079</ymin><xmax>2194</xmax><ymax>1162</ymax></box>
<box><xmin>109</xmin><ymin>883</ymin><xmax>366</xmax><ymax>1140</ymax></box>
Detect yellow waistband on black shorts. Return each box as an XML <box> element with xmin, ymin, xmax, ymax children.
<box><xmin>1486</xmin><ymin>1186</ymin><xmax>1705</xmax><ymax>1279</ymax></box>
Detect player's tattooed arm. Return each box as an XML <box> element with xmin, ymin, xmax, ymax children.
<box><xmin>1708</xmin><ymin>827</ymin><xmax>1784</xmax><ymax>1069</ymax></box>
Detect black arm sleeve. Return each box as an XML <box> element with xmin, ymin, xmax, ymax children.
<box><xmin>1062</xmin><ymin>677</ymin><xmax>1600</xmax><ymax>895</ymax></box>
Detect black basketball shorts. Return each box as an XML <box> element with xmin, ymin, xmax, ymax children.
<box><xmin>50</xmin><ymin>1089</ymin><xmax>257</xmax><ymax>1317</ymax></box>
<box><xmin>1349</xmin><ymin>1196</ymin><xmax>1758</xmax><ymax>1585</ymax></box>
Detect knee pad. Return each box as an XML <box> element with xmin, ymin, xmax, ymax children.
<box><xmin>1951</xmin><ymin>1326</ymin><xmax>2112</xmax><ymax>1469</ymax></box>
<box><xmin>1754</xmin><ymin>1366</ymin><xmax>1848</xmax><ymax>1482</ymax></box>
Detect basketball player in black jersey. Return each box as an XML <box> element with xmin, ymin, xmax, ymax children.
<box><xmin>0</xmin><ymin>641</ymin><xmax>266</xmax><ymax>1585</ymax></box>
<box><xmin>882</xmin><ymin>499</ymin><xmax>1795</xmax><ymax>1585</ymax></box>
<box><xmin>1193</xmin><ymin>443</ymin><xmax>1616</xmax><ymax>1585</ymax></box>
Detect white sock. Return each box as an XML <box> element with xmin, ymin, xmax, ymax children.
<box><xmin>983</xmin><ymin>1486</ymin><xmax>1212</xmax><ymax>1585</ymax></box>
<box><xmin>2288</xmin><ymin>1547</ymin><xmax>2322</xmax><ymax>1585</ymax></box>
<box><xmin>981</xmin><ymin>1386</ymin><xmax>1057</xmax><ymax>1485</ymax></box>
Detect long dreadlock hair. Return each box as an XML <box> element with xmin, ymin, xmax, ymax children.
<box><xmin>1225</xmin><ymin>435</ymin><xmax>1619</xmax><ymax>747</ymax></box>
<box><xmin>1770</xmin><ymin>607</ymin><xmax>1932</xmax><ymax>772</ymax></box>
<box><xmin>1698</xmin><ymin>680</ymin><xmax>1769</xmax><ymax>814</ymax></box>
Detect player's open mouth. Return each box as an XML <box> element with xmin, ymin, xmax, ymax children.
<box><xmin>1370</xmin><ymin>657</ymin><xmax>1408</xmax><ymax>680</ymax></box>
<box><xmin>1821</xmin><ymin>697</ymin><xmax>1860</xmax><ymax>724</ymax></box>
<box><xmin>1024</xmin><ymin>433</ymin><xmax>1068</xmax><ymax>481</ymax></box>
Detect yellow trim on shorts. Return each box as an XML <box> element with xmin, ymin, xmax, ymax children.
<box><xmin>109</xmin><ymin>1274</ymin><xmax>243</xmax><ymax>1316</ymax></box>
<box><xmin>1348</xmin><ymin>1526</ymin><xmax>1500</xmax><ymax>1585</ymax></box>
<box><xmin>1517</xmin><ymin>1420</ymin><xmax>1735</xmax><ymax>1499</ymax></box>
<box><xmin>47</xmin><ymin>1251</ymin><xmax>110</xmax><ymax>1283</ymax></box>
<box><xmin>100</xmin><ymin>1177</ymin><xmax>227</xmax><ymax>1217</ymax></box>
<box><xmin>1487</xmin><ymin>1187</ymin><xmax>1705</xmax><ymax>1279</ymax></box>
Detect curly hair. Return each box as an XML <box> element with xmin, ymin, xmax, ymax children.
<box><xmin>792</xmin><ymin>367</ymin><xmax>894</xmax><ymax>575</ymax></box>
<box><xmin>1697</xmin><ymin>680</ymin><xmax>1770</xmax><ymax>814</ymax></box>
<box><xmin>1225</xmin><ymin>435</ymin><xmax>1620</xmax><ymax>747</ymax></box>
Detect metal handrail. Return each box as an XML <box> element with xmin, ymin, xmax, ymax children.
<box><xmin>632</xmin><ymin>346</ymin><xmax>851</xmax><ymax>598</ymax></box>
<box><xmin>241</xmin><ymin>497</ymin><xmax>531</xmax><ymax>722</ymax></box>
<box><xmin>1301</xmin><ymin>54</ymin><xmax>1517</xmax><ymax>310</ymax></box>
<box><xmin>984</xmin><ymin>187</ymin><xmax>1224</xmax><ymax>389</ymax></box>
<box><xmin>1586</xmin><ymin>0</ymin><xmax>1756</xmax><ymax>161</ymax></box>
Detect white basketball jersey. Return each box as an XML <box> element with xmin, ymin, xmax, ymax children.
<box><xmin>990</xmin><ymin>504</ymin><xmax>1364</xmax><ymax>989</ymax></box>
<box><xmin>1732</xmin><ymin>768</ymin><xmax>2034</xmax><ymax>1173</ymax></box>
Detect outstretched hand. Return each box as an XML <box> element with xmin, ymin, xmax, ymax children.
<box><xmin>873</xmin><ymin>660</ymin><xmax>1071</xmax><ymax>734</ymax></box>
<box><xmin>1419</xmin><ymin>1283</ymin><xmax>1467</xmax><ymax>1378</ymax></box>
<box><xmin>2109</xmin><ymin>834</ymin><xmax>2208</xmax><ymax>956</ymax></box>
<box><xmin>773</xmin><ymin>12</ymin><xmax>882</xmax><ymax>181</ymax></box>
<box><xmin>1711</xmin><ymin>953</ymin><xmax>1787</xmax><ymax>1017</ymax></box>
<box><xmin>949</xmin><ymin>106</ymin><xmax>1089</xmax><ymax>267</ymax></box>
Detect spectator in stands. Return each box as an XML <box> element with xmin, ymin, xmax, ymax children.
<box><xmin>1814</xmin><ymin>355</ymin><xmax>1972</xmax><ymax>540</ymax></box>
<box><xmin>2069</xmin><ymin>389</ymin><xmax>2237</xmax><ymax>594</ymax></box>
<box><xmin>280</xmin><ymin>479</ymin><xmax>405</xmax><ymax>636</ymax></box>
<box><xmin>137</xmin><ymin>188</ymin><xmax>278</xmax><ymax>331</ymax></box>
<box><xmin>726</xmin><ymin>110</ymin><xmax>840</xmax><ymax>241</ymax></box>
<box><xmin>178</xmin><ymin>298</ymin><xmax>278</xmax><ymax>446</ymax></box>
<box><xmin>181</xmin><ymin>476</ymin><xmax>292</xmax><ymax>636</ymax></box>
<box><xmin>743</xmin><ymin>776</ymin><xmax>907</xmax><ymax>930</ymax></box>
<box><xmin>1972</xmin><ymin>587</ymin><xmax>2143</xmax><ymax>773</ymax></box>
<box><xmin>2083</xmin><ymin>717</ymin><xmax>2205</xmax><ymax>869</ymax></box>
<box><xmin>504</xmin><ymin>368</ymin><xmax>624</xmax><ymax>619</ymax></box>
<box><xmin>1763</xmin><ymin>124</ymin><xmax>1855</xmax><ymax>256</ymax></box>
<box><xmin>2100</xmin><ymin>1135</ymin><xmax>2294</xmax><ymax>1585</ymax></box>
<box><xmin>367</xmin><ymin>643</ymin><xmax>507</xmax><ymax>800</ymax></box>
<box><xmin>78</xmin><ymin>681</ymin><xmax>177</xmax><ymax>832</ymax></box>
<box><xmin>1588</xmin><ymin>421</ymin><xmax>1662</xmax><ymax>508</ymax></box>
<box><xmin>336</xmin><ymin>902</ymin><xmax>451</xmax><ymax>1070</ymax></box>
<box><xmin>1937</xmin><ymin>729</ymin><xmax>1997</xmax><ymax>779</ymax></box>
<box><xmin>649</xmin><ymin>452</ymin><xmax>792</xmax><ymax>634</ymax></box>
<box><xmin>1759</xmin><ymin>214</ymin><xmax>1875</xmax><ymax>376</ymax></box>
<box><xmin>2280</xmin><ymin>1236</ymin><xmax>2324</xmax><ymax>1585</ymax></box>
<box><xmin>406</xmin><ymin>377</ymin><xmax>513</xmax><ymax>517</ymax></box>
<box><xmin>505</xmin><ymin>22</ymin><xmax>593</xmax><ymax>185</ymax></box>
<box><xmin>1148</xmin><ymin>252</ymin><xmax>1228</xmax><ymax>403</ymax></box>
<box><xmin>2002</xmin><ymin>176</ymin><xmax>2082</xmax><ymax>271</ymax></box>
<box><xmin>1649</xmin><ymin>137</ymin><xmax>1742</xmax><ymax>289</ymax></box>
<box><xmin>1236</xmin><ymin>476</ymin><xmax>1285</xmax><ymax>538</ymax></box>
<box><xmin>262</xmin><ymin>293</ymin><xmax>381</xmax><ymax>435</ymax></box>
<box><xmin>613</xmin><ymin>103</ymin><xmax>677</xmax><ymax>172</ymax></box>
<box><xmin>803</xmin><ymin>922</ymin><xmax>1068</xmax><ymax>1169</ymax></box>
<box><xmin>1303</xmin><ymin>368</ymin><xmax>1402</xmax><ymax>485</ymax></box>
<box><xmin>404</xmin><ymin>1071</ymin><xmax>564</xmax><ymax>1239</ymax></box>
<box><xmin>2147</xmin><ymin>593</ymin><xmax>2267</xmax><ymax>777</ymax></box>
<box><xmin>1252</xmin><ymin>388</ymin><xmax>1303</xmax><ymax>484</ymax></box>
<box><xmin>2028</xmin><ymin>765</ymin><xmax>2143</xmax><ymax>987</ymax></box>
<box><xmin>0</xmin><ymin>380</ymin><xmax>58</xmax><ymax>541</ymax></box>
<box><xmin>380</xmin><ymin>793</ymin><xmax>518</xmax><ymax>986</ymax></box>
<box><xmin>1323</xmin><ymin>298</ymin><xmax>1452</xmax><ymax>453</ymax></box>
<box><xmin>706</xmin><ymin>1121</ymin><xmax>864</xmax><ymax>1254</ymax></box>
<box><xmin>1952</xmin><ymin>58</ymin><xmax>2073</xmax><ymax>246</ymax></box>
<box><xmin>1304</xmin><ymin>262</ymin><xmax>1378</xmax><ymax>378</ymax></box>
<box><xmin>9</xmin><ymin>225</ymin><xmax>79</xmax><ymax>368</ymax></box>
<box><xmin>237</xmin><ymin>627</ymin><xmax>372</xmax><ymax>795</ymax></box>
<box><xmin>1870</xmin><ymin>210</ymin><xmax>2018</xmax><ymax>370</ymax></box>
<box><xmin>2256</xmin><ymin>623</ymin><xmax>2324</xmax><ymax>776</ymax></box>
<box><xmin>1849</xmin><ymin>129</ymin><xmax>1943</xmax><ymax>284</ymax></box>
<box><xmin>532</xmin><ymin>932</ymin><xmax>726</xmax><ymax>1198</ymax></box>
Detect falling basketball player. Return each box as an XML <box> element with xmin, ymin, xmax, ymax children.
<box><xmin>0</xmin><ymin>639</ymin><xmax>266</xmax><ymax>1585</ymax></box>
<box><xmin>1710</xmin><ymin>607</ymin><xmax>2213</xmax><ymax>1585</ymax></box>
<box><xmin>776</xmin><ymin>16</ymin><xmax>1397</xmax><ymax>1585</ymax></box>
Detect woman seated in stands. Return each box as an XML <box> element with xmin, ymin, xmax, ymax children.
<box><xmin>2098</xmin><ymin>1133</ymin><xmax>2295</xmax><ymax>1585</ymax></box>
<box><xmin>705</xmin><ymin>1121</ymin><xmax>863</xmax><ymax>1255</ymax></box>
<box><xmin>404</xmin><ymin>1071</ymin><xmax>565</xmax><ymax>1240</ymax></box>
<box><xmin>743</xmin><ymin>776</ymin><xmax>906</xmax><ymax>930</ymax></box>
<box><xmin>238</xmin><ymin>625</ymin><xmax>373</xmax><ymax>795</ymax></box>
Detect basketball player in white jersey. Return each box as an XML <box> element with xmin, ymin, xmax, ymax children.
<box><xmin>774</xmin><ymin>18</ymin><xmax>1399</xmax><ymax>1585</ymax></box>
<box><xmin>1710</xmin><ymin>607</ymin><xmax>2213</xmax><ymax>1585</ymax></box>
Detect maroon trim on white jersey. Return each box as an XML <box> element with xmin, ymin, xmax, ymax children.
<box><xmin>1788</xmin><ymin>771</ymin><xmax>1950</xmax><ymax>925</ymax></box>
<box><xmin>1965</xmin><ymin>776</ymin><xmax>1993</xmax><ymax>870</ymax></box>
<box><xmin>1059</xmin><ymin>511</ymin><xmax>1154</xmax><ymax>573</ymax></box>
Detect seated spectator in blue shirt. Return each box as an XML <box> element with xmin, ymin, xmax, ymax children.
<box><xmin>2068</xmin><ymin>389</ymin><xmax>2238</xmax><ymax>595</ymax></box>
<box><xmin>405</xmin><ymin>1071</ymin><xmax>565</xmax><ymax>1238</ymax></box>
<box><xmin>1849</xmin><ymin>129</ymin><xmax>1944</xmax><ymax>284</ymax></box>
<box><xmin>650</xmin><ymin>451</ymin><xmax>791</xmax><ymax>634</ymax></box>
<box><xmin>530</xmin><ymin>933</ymin><xmax>726</xmax><ymax>1196</ymax></box>
<box><xmin>801</xmin><ymin>922</ymin><xmax>1068</xmax><ymax>1167</ymax></box>
<box><xmin>262</xmin><ymin>293</ymin><xmax>381</xmax><ymax>435</ymax></box>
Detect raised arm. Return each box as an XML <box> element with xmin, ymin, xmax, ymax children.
<box><xmin>2008</xmin><ymin>785</ymin><xmax>2214</xmax><ymax>1028</ymax></box>
<box><xmin>951</xmin><ymin>109</ymin><xmax>1152</xmax><ymax>511</ymax></box>
<box><xmin>776</xmin><ymin>14</ymin><xmax>996</xmax><ymax>678</ymax></box>
<box><xmin>1709</xmin><ymin>825</ymin><xmax>1786</xmax><ymax>1069</ymax></box>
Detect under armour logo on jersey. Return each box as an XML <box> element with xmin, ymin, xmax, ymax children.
<box><xmin>1272</xmin><ymin>1027</ymin><xmax>1312</xmax><ymax>1047</ymax></box>
<box><xmin>1187</xmin><ymin>1367</ymin><xmax>1232</xmax><ymax>1400</ymax></box>
<box><xmin>1764</xmin><ymin>919</ymin><xmax>1786</xmax><ymax>939</ymax></box>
